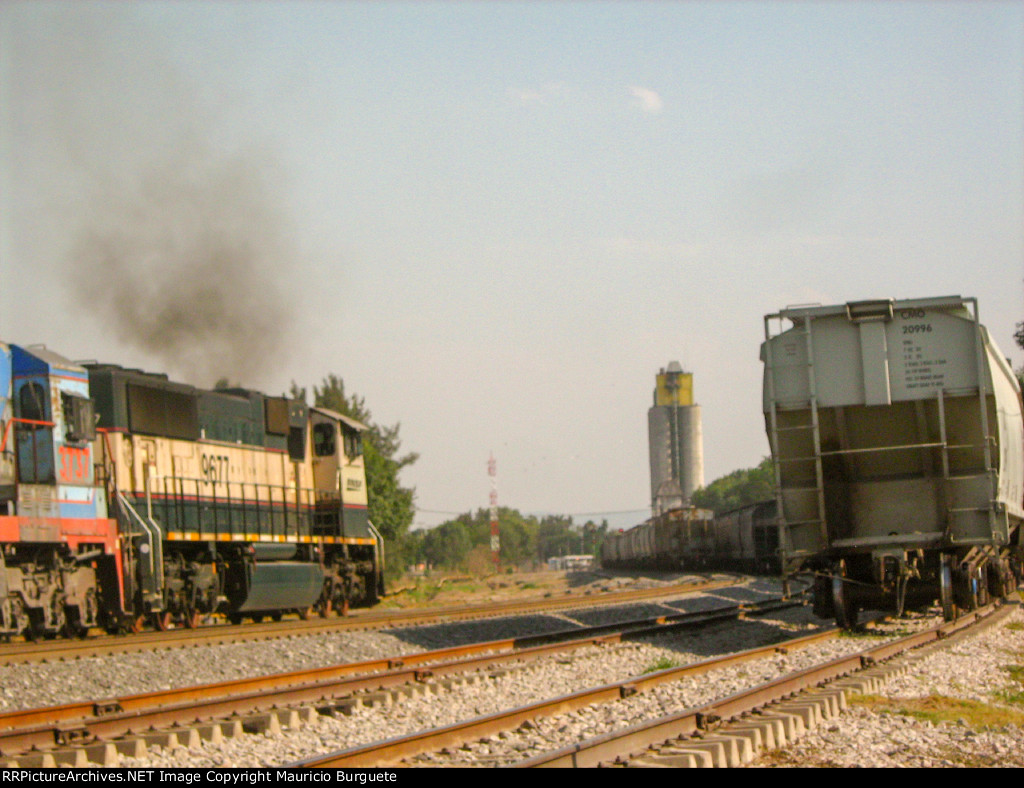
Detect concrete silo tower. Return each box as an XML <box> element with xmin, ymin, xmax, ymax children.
<box><xmin>648</xmin><ymin>362</ymin><xmax>704</xmax><ymax>515</ymax></box>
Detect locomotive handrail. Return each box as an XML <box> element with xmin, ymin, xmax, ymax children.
<box><xmin>0</xmin><ymin>417</ymin><xmax>55</xmax><ymax>454</ymax></box>
<box><xmin>113</xmin><ymin>488</ymin><xmax>164</xmax><ymax>604</ymax></box>
<box><xmin>367</xmin><ymin>520</ymin><xmax>385</xmax><ymax>586</ymax></box>
<box><xmin>146</xmin><ymin>473</ymin><xmax>321</xmax><ymax>540</ymax></box>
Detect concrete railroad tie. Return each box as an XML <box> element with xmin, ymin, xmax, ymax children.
<box><xmin>628</xmin><ymin>659</ymin><xmax>914</xmax><ymax>767</ymax></box>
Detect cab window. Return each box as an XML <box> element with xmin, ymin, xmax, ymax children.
<box><xmin>342</xmin><ymin>426</ymin><xmax>363</xmax><ymax>460</ymax></box>
<box><xmin>313</xmin><ymin>422</ymin><xmax>335</xmax><ymax>457</ymax></box>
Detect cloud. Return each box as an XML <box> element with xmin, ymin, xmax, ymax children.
<box><xmin>508</xmin><ymin>82</ymin><xmax>569</xmax><ymax>106</ymax></box>
<box><xmin>629</xmin><ymin>85</ymin><xmax>664</xmax><ymax>114</ymax></box>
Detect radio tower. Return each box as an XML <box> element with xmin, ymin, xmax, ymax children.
<box><xmin>488</xmin><ymin>453</ymin><xmax>500</xmax><ymax>571</ymax></box>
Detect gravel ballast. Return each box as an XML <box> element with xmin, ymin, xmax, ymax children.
<box><xmin>4</xmin><ymin>581</ymin><xmax>1023</xmax><ymax>768</ymax></box>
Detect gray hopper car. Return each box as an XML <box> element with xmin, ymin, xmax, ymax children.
<box><xmin>600</xmin><ymin>501</ymin><xmax>780</xmax><ymax>574</ymax></box>
<box><xmin>762</xmin><ymin>295</ymin><xmax>1024</xmax><ymax>628</ymax></box>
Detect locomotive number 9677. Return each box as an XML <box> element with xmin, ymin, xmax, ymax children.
<box><xmin>201</xmin><ymin>453</ymin><xmax>230</xmax><ymax>484</ymax></box>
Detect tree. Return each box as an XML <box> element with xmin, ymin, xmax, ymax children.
<box><xmin>420</xmin><ymin>520</ymin><xmax>473</xmax><ymax>570</ymax></box>
<box><xmin>537</xmin><ymin>514</ymin><xmax>577</xmax><ymax>560</ymax></box>
<box><xmin>691</xmin><ymin>457</ymin><xmax>775</xmax><ymax>515</ymax></box>
<box><xmin>1015</xmin><ymin>321</ymin><xmax>1024</xmax><ymax>388</ymax></box>
<box><xmin>291</xmin><ymin>375</ymin><xmax>418</xmax><ymax>581</ymax></box>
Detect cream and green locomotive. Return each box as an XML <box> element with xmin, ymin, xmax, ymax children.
<box><xmin>89</xmin><ymin>364</ymin><xmax>383</xmax><ymax>629</ymax></box>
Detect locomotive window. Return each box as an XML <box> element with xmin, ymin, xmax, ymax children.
<box><xmin>62</xmin><ymin>393</ymin><xmax>96</xmax><ymax>443</ymax></box>
<box><xmin>342</xmin><ymin>426</ymin><xmax>363</xmax><ymax>460</ymax></box>
<box><xmin>18</xmin><ymin>381</ymin><xmax>47</xmax><ymax>422</ymax></box>
<box><xmin>313</xmin><ymin>422</ymin><xmax>335</xmax><ymax>456</ymax></box>
<box><xmin>264</xmin><ymin>397</ymin><xmax>290</xmax><ymax>436</ymax></box>
<box><xmin>287</xmin><ymin>425</ymin><xmax>306</xmax><ymax>462</ymax></box>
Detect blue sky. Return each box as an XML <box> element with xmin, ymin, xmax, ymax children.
<box><xmin>1</xmin><ymin>1</ymin><xmax>1022</xmax><ymax>532</ymax></box>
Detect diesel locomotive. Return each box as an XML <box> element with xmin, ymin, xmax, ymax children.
<box><xmin>0</xmin><ymin>341</ymin><xmax>384</xmax><ymax>639</ymax></box>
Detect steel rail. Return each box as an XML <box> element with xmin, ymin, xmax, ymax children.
<box><xmin>0</xmin><ymin>576</ymin><xmax>736</xmax><ymax>665</ymax></box>
<box><xmin>288</xmin><ymin>604</ymin><xmax>854</xmax><ymax>768</ymax></box>
<box><xmin>0</xmin><ymin>594</ymin><xmax>799</xmax><ymax>758</ymax></box>
<box><xmin>515</xmin><ymin>602</ymin><xmax>1010</xmax><ymax>768</ymax></box>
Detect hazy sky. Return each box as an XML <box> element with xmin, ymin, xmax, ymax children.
<box><xmin>2</xmin><ymin>1</ymin><xmax>1022</xmax><ymax>532</ymax></box>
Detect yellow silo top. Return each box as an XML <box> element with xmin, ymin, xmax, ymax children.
<box><xmin>655</xmin><ymin>368</ymin><xmax>693</xmax><ymax>406</ymax></box>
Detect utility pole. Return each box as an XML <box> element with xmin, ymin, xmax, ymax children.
<box><xmin>488</xmin><ymin>453</ymin><xmax>500</xmax><ymax>572</ymax></box>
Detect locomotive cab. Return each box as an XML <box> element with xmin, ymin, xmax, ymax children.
<box><xmin>0</xmin><ymin>345</ymin><xmax>118</xmax><ymax>639</ymax></box>
<box><xmin>309</xmin><ymin>408</ymin><xmax>383</xmax><ymax>610</ymax></box>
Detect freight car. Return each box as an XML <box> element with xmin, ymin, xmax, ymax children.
<box><xmin>762</xmin><ymin>296</ymin><xmax>1023</xmax><ymax>628</ymax></box>
<box><xmin>0</xmin><ymin>342</ymin><xmax>384</xmax><ymax>639</ymax></box>
<box><xmin>600</xmin><ymin>501</ymin><xmax>780</xmax><ymax>574</ymax></box>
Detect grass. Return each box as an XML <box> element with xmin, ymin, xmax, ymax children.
<box><xmin>642</xmin><ymin>657</ymin><xmax>680</xmax><ymax>674</ymax></box>
<box><xmin>996</xmin><ymin>663</ymin><xmax>1024</xmax><ymax>705</ymax></box>
<box><xmin>851</xmin><ymin>693</ymin><xmax>1024</xmax><ymax>729</ymax></box>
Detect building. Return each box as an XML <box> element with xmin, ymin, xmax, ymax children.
<box><xmin>648</xmin><ymin>362</ymin><xmax>704</xmax><ymax>515</ymax></box>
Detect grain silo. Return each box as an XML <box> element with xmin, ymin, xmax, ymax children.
<box><xmin>648</xmin><ymin>362</ymin><xmax>704</xmax><ymax>515</ymax></box>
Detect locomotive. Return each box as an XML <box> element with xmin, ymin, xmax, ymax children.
<box><xmin>600</xmin><ymin>500</ymin><xmax>781</xmax><ymax>575</ymax></box>
<box><xmin>0</xmin><ymin>341</ymin><xmax>384</xmax><ymax>639</ymax></box>
<box><xmin>762</xmin><ymin>296</ymin><xmax>1024</xmax><ymax>627</ymax></box>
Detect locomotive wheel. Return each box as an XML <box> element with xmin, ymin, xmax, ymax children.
<box><xmin>62</xmin><ymin>609</ymin><xmax>89</xmax><ymax>640</ymax></box>
<box><xmin>153</xmin><ymin>611</ymin><xmax>173</xmax><ymax>632</ymax></box>
<box><xmin>184</xmin><ymin>610</ymin><xmax>202</xmax><ymax>629</ymax></box>
<box><xmin>832</xmin><ymin>562</ymin><xmax>858</xmax><ymax>630</ymax></box>
<box><xmin>227</xmin><ymin>613</ymin><xmax>243</xmax><ymax>625</ymax></box>
<box><xmin>939</xmin><ymin>557</ymin><xmax>957</xmax><ymax>622</ymax></box>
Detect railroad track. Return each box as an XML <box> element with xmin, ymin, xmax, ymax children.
<box><xmin>291</xmin><ymin>600</ymin><xmax>1012</xmax><ymax>768</ymax></box>
<box><xmin>0</xmin><ymin>576</ymin><xmax>735</xmax><ymax>665</ymax></box>
<box><xmin>0</xmin><ymin>592</ymin><xmax>803</xmax><ymax>767</ymax></box>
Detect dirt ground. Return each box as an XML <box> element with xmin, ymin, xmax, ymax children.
<box><xmin>379</xmin><ymin>567</ymin><xmax>698</xmax><ymax>609</ymax></box>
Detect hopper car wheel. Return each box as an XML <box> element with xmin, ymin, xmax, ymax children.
<box><xmin>940</xmin><ymin>557</ymin><xmax>957</xmax><ymax>622</ymax></box>
<box><xmin>953</xmin><ymin>569</ymin><xmax>978</xmax><ymax>612</ymax></box>
<box><xmin>832</xmin><ymin>561</ymin><xmax>858</xmax><ymax>630</ymax></box>
<box><xmin>184</xmin><ymin>610</ymin><xmax>202</xmax><ymax>629</ymax></box>
<box><xmin>270</xmin><ymin>612</ymin><xmax>283</xmax><ymax>622</ymax></box>
<box><xmin>128</xmin><ymin>615</ymin><xmax>146</xmax><ymax>635</ymax></box>
<box><xmin>153</xmin><ymin>611</ymin><xmax>173</xmax><ymax>632</ymax></box>
<box><xmin>318</xmin><ymin>599</ymin><xmax>333</xmax><ymax>618</ymax></box>
<box><xmin>297</xmin><ymin>606</ymin><xmax>313</xmax><ymax>621</ymax></box>
<box><xmin>976</xmin><ymin>568</ymin><xmax>990</xmax><ymax>606</ymax></box>
<box><xmin>228</xmin><ymin>613</ymin><xmax>243</xmax><ymax>625</ymax></box>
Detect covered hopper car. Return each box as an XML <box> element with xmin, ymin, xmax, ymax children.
<box><xmin>762</xmin><ymin>296</ymin><xmax>1023</xmax><ymax>627</ymax></box>
<box><xmin>0</xmin><ymin>342</ymin><xmax>384</xmax><ymax>639</ymax></box>
<box><xmin>600</xmin><ymin>501</ymin><xmax>780</xmax><ymax>574</ymax></box>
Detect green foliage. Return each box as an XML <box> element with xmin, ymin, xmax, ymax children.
<box><xmin>642</xmin><ymin>657</ymin><xmax>680</xmax><ymax>674</ymax></box>
<box><xmin>409</xmin><ymin>509</ymin><xmax>609</xmax><ymax>573</ymax></box>
<box><xmin>291</xmin><ymin>375</ymin><xmax>418</xmax><ymax>581</ymax></box>
<box><xmin>690</xmin><ymin>456</ymin><xmax>775</xmax><ymax>515</ymax></box>
<box><xmin>1015</xmin><ymin>322</ymin><xmax>1024</xmax><ymax>389</ymax></box>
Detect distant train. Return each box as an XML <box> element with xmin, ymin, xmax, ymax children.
<box><xmin>0</xmin><ymin>342</ymin><xmax>384</xmax><ymax>639</ymax></box>
<box><xmin>600</xmin><ymin>500</ymin><xmax>781</xmax><ymax>575</ymax></box>
<box><xmin>762</xmin><ymin>296</ymin><xmax>1024</xmax><ymax>627</ymax></box>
